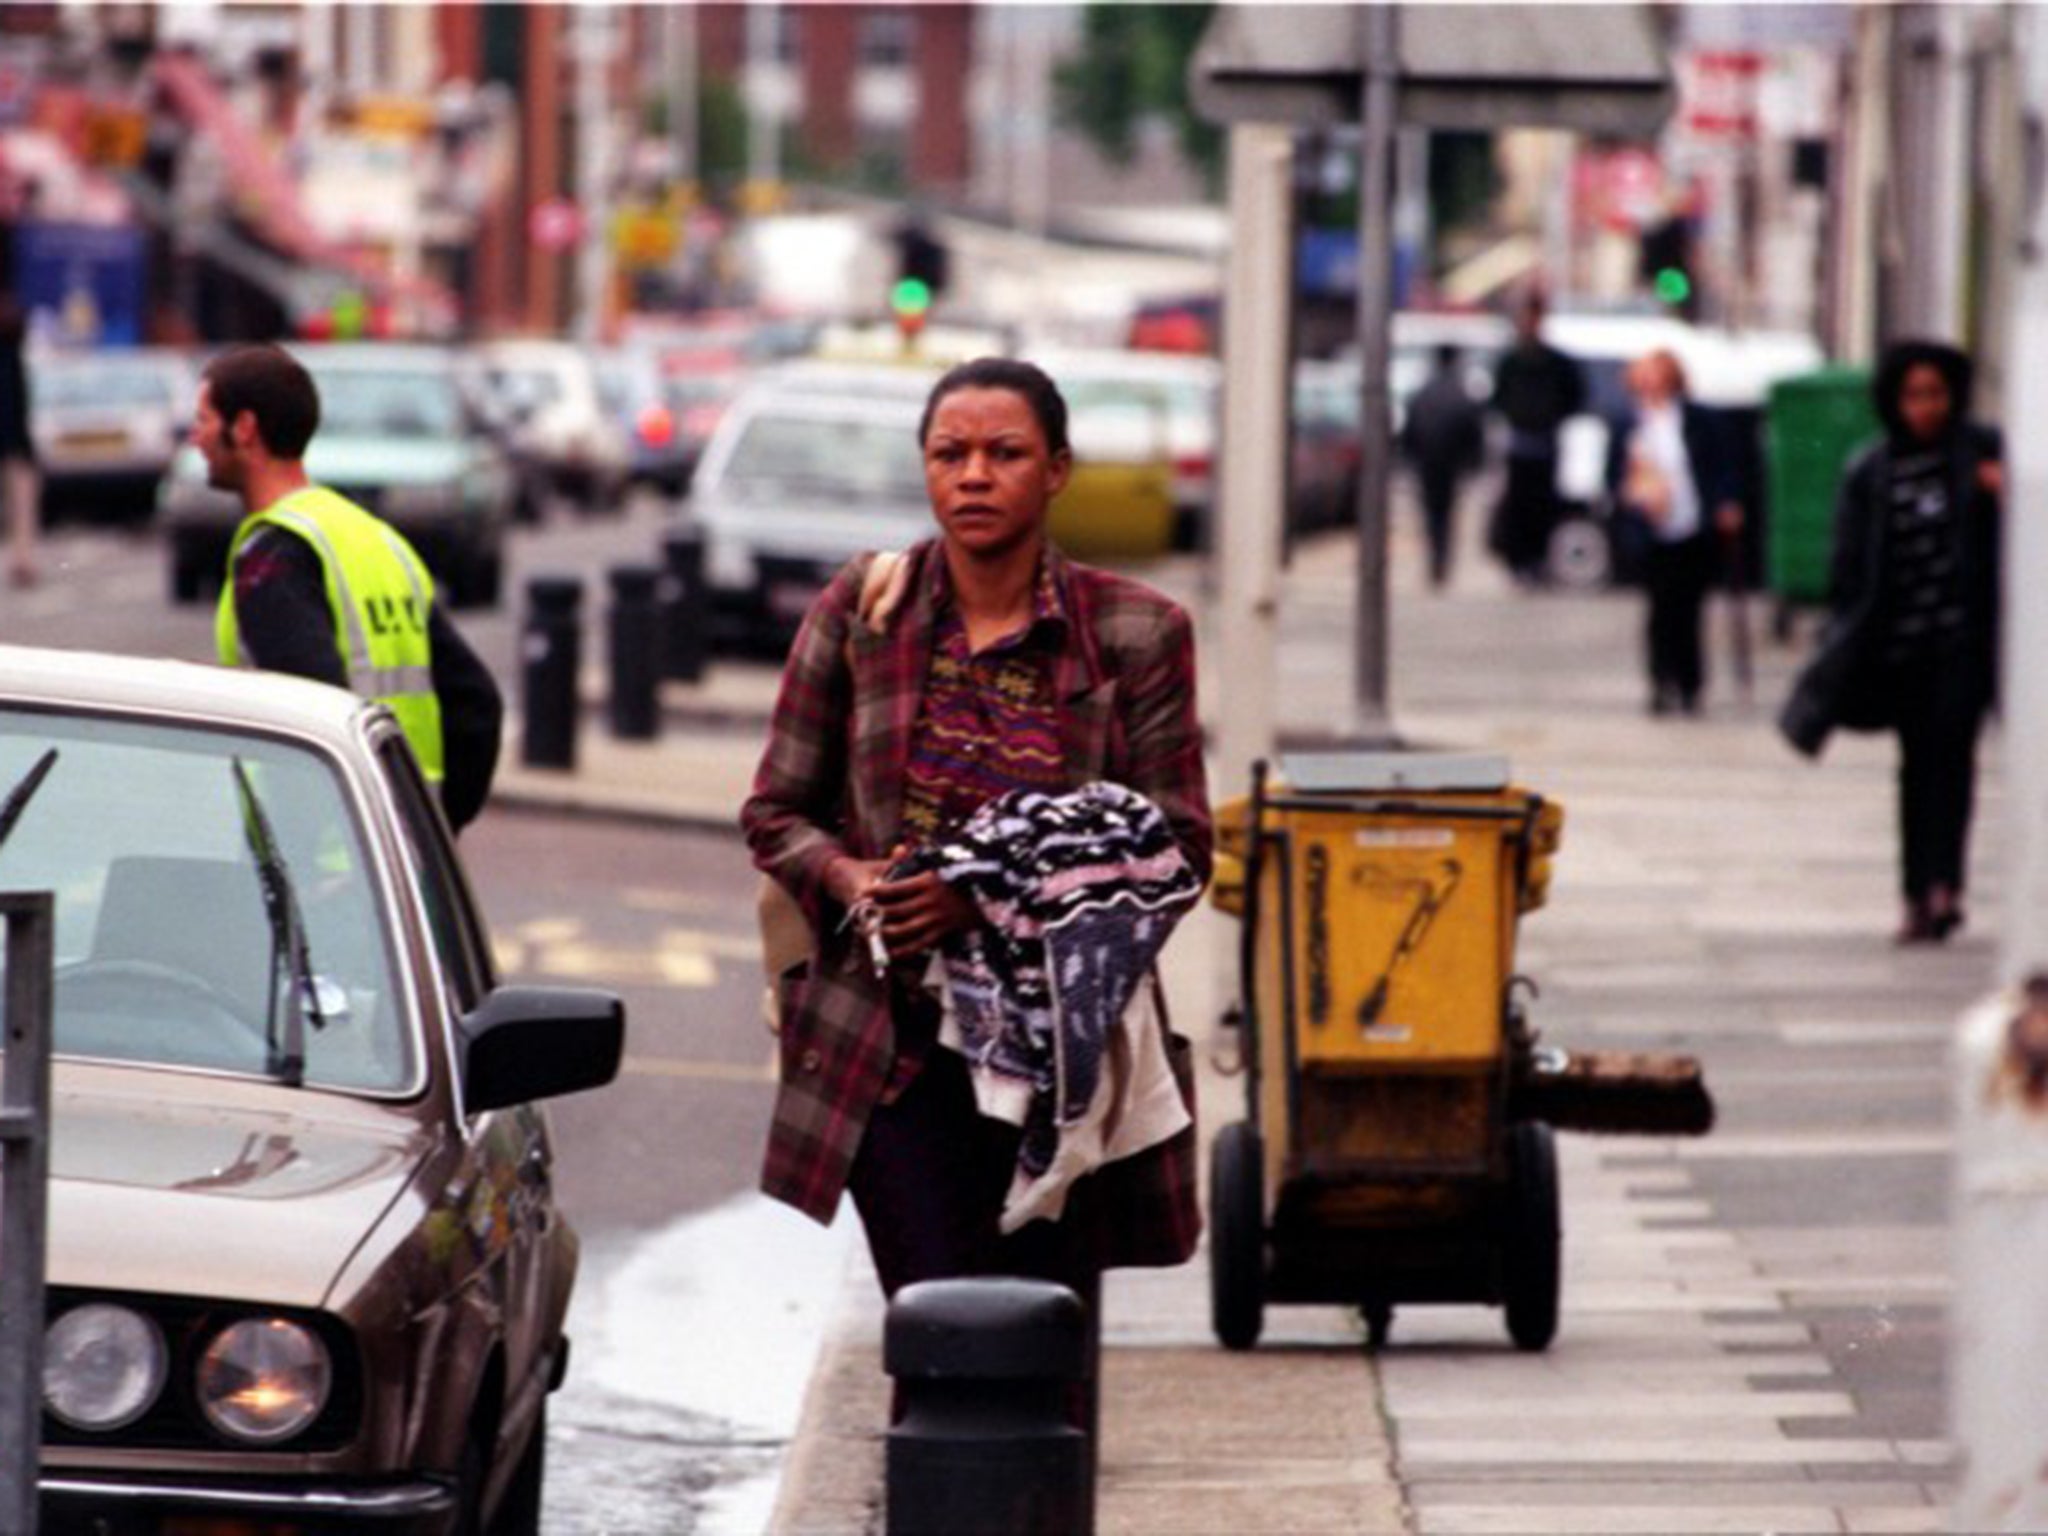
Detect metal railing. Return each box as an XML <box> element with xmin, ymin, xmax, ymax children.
<box><xmin>0</xmin><ymin>893</ymin><xmax>54</xmax><ymax>1535</ymax></box>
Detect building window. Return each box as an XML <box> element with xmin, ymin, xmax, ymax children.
<box><xmin>858</xmin><ymin>8</ymin><xmax>914</xmax><ymax>67</ymax></box>
<box><xmin>772</xmin><ymin>6</ymin><xmax>804</xmax><ymax>64</ymax></box>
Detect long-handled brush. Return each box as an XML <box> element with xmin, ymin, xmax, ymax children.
<box><xmin>1511</xmin><ymin>1046</ymin><xmax>1716</xmax><ymax>1136</ymax></box>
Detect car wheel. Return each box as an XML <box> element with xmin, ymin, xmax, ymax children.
<box><xmin>1546</xmin><ymin>512</ymin><xmax>1613</xmax><ymax>590</ymax></box>
<box><xmin>461</xmin><ymin>551</ymin><xmax>504</xmax><ymax>610</ymax></box>
<box><xmin>170</xmin><ymin>537</ymin><xmax>207</xmax><ymax>605</ymax></box>
<box><xmin>489</xmin><ymin>1402</ymin><xmax>547</xmax><ymax>1536</ymax></box>
<box><xmin>1502</xmin><ymin>1120</ymin><xmax>1561</xmax><ymax>1352</ymax></box>
<box><xmin>1210</xmin><ymin>1119</ymin><xmax>1265</xmax><ymax>1351</ymax></box>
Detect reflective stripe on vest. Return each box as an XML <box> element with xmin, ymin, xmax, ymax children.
<box><xmin>216</xmin><ymin>487</ymin><xmax>447</xmax><ymax>781</ymax></box>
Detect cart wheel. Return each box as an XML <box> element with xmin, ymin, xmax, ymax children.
<box><xmin>1209</xmin><ymin>1121</ymin><xmax>1265</xmax><ymax>1351</ymax></box>
<box><xmin>1503</xmin><ymin>1120</ymin><xmax>1560</xmax><ymax>1352</ymax></box>
<box><xmin>1361</xmin><ymin>1301</ymin><xmax>1394</xmax><ymax>1351</ymax></box>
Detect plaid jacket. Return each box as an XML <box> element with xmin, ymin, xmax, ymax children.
<box><xmin>741</xmin><ymin>539</ymin><xmax>1212</xmax><ymax>1265</ymax></box>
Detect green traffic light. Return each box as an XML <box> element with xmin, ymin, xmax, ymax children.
<box><xmin>1654</xmin><ymin>267</ymin><xmax>1692</xmax><ymax>306</ymax></box>
<box><xmin>891</xmin><ymin>277</ymin><xmax>933</xmax><ymax>316</ymax></box>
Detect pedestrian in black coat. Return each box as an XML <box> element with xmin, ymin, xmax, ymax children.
<box><xmin>1779</xmin><ymin>340</ymin><xmax>2002</xmax><ymax>943</ymax></box>
<box><xmin>1401</xmin><ymin>344</ymin><xmax>1486</xmax><ymax>589</ymax></box>
<box><xmin>0</xmin><ymin>300</ymin><xmax>38</xmax><ymax>588</ymax></box>
<box><xmin>1487</xmin><ymin>289</ymin><xmax>1585</xmax><ymax>585</ymax></box>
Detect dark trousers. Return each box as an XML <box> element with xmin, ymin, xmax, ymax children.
<box><xmin>1496</xmin><ymin>452</ymin><xmax>1558</xmax><ymax>579</ymax></box>
<box><xmin>1417</xmin><ymin>465</ymin><xmax>1461</xmax><ymax>588</ymax></box>
<box><xmin>1892</xmin><ymin>657</ymin><xmax>1985</xmax><ymax>902</ymax></box>
<box><xmin>848</xmin><ymin>1047</ymin><xmax>1102</xmax><ymax>1431</ymax></box>
<box><xmin>1644</xmin><ymin>534</ymin><xmax>1713</xmax><ymax>706</ymax></box>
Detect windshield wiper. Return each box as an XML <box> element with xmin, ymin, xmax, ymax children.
<box><xmin>231</xmin><ymin>759</ymin><xmax>328</xmax><ymax>1087</ymax></box>
<box><xmin>0</xmin><ymin>748</ymin><xmax>57</xmax><ymax>853</ymax></box>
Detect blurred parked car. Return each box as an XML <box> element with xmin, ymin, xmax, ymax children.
<box><xmin>161</xmin><ymin>343</ymin><xmax>513</xmax><ymax>608</ymax></box>
<box><xmin>1034</xmin><ymin>350</ymin><xmax>1219</xmax><ymax>552</ymax></box>
<box><xmin>593</xmin><ymin>347</ymin><xmax>692</xmax><ymax>498</ymax></box>
<box><xmin>1291</xmin><ymin>359</ymin><xmax>1366</xmax><ymax>536</ymax></box>
<box><xmin>471</xmin><ymin>339</ymin><xmax>630</xmax><ymax>514</ymax></box>
<box><xmin>30</xmin><ymin>347</ymin><xmax>193</xmax><ymax>528</ymax></box>
<box><xmin>2</xmin><ymin>644</ymin><xmax>624</xmax><ymax>1535</ymax></box>
<box><xmin>685</xmin><ymin>361</ymin><xmax>937</xmax><ymax>653</ymax></box>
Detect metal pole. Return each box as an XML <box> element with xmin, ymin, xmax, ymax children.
<box><xmin>1352</xmin><ymin>2</ymin><xmax>1399</xmax><ymax>742</ymax></box>
<box><xmin>0</xmin><ymin>892</ymin><xmax>55</xmax><ymax>1534</ymax></box>
<box><xmin>574</xmin><ymin>5</ymin><xmax>614</xmax><ymax>345</ymax></box>
<box><xmin>672</xmin><ymin>3</ymin><xmax>699</xmax><ymax>187</ymax></box>
<box><xmin>1215</xmin><ymin>123</ymin><xmax>1294</xmax><ymax>801</ymax></box>
<box><xmin>1997</xmin><ymin>11</ymin><xmax>2048</xmax><ymax>988</ymax></box>
<box><xmin>747</xmin><ymin>3</ymin><xmax>780</xmax><ymax>194</ymax></box>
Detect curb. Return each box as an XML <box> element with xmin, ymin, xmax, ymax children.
<box><xmin>488</xmin><ymin>775</ymin><xmax>747</xmax><ymax>837</ymax></box>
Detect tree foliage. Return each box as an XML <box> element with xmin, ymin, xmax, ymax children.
<box><xmin>1054</xmin><ymin>4</ymin><xmax>1221</xmax><ymax>191</ymax></box>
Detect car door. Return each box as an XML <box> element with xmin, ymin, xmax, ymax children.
<box><xmin>371</xmin><ymin>732</ymin><xmax>562</xmax><ymax>1427</ymax></box>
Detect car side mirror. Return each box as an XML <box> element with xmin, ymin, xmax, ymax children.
<box><xmin>459</xmin><ymin>985</ymin><xmax>625</xmax><ymax>1113</ymax></box>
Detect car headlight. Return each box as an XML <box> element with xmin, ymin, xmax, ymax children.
<box><xmin>44</xmin><ymin>1304</ymin><xmax>168</xmax><ymax>1431</ymax></box>
<box><xmin>197</xmin><ymin>1318</ymin><xmax>332</xmax><ymax>1444</ymax></box>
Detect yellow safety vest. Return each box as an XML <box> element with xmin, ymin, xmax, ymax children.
<box><xmin>216</xmin><ymin>486</ymin><xmax>446</xmax><ymax>781</ymax></box>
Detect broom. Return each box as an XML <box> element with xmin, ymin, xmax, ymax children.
<box><xmin>1511</xmin><ymin>1046</ymin><xmax>1716</xmax><ymax>1136</ymax></box>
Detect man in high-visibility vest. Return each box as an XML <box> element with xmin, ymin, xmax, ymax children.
<box><xmin>197</xmin><ymin>344</ymin><xmax>502</xmax><ymax>833</ymax></box>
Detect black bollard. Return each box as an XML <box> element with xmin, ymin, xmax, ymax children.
<box><xmin>659</xmin><ymin>526</ymin><xmax>708</xmax><ymax>684</ymax></box>
<box><xmin>884</xmin><ymin>1278</ymin><xmax>1092</xmax><ymax>1536</ymax></box>
<box><xmin>521</xmin><ymin>575</ymin><xmax>582</xmax><ymax>771</ymax></box>
<box><xmin>607</xmin><ymin>564</ymin><xmax>662</xmax><ymax>741</ymax></box>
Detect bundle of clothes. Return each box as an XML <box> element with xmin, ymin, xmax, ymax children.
<box><xmin>892</xmin><ymin>781</ymin><xmax>1203</xmax><ymax>1231</ymax></box>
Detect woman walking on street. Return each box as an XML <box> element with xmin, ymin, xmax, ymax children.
<box><xmin>1780</xmin><ymin>340</ymin><xmax>2002</xmax><ymax>944</ymax></box>
<box><xmin>741</xmin><ymin>358</ymin><xmax>1212</xmax><ymax>1415</ymax></box>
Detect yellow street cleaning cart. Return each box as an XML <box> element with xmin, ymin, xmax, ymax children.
<box><xmin>1207</xmin><ymin>752</ymin><xmax>1708</xmax><ymax>1353</ymax></box>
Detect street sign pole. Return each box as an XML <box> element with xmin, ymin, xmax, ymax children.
<box><xmin>1352</xmin><ymin>3</ymin><xmax>1400</xmax><ymax>743</ymax></box>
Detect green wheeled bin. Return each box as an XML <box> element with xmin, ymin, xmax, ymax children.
<box><xmin>1764</xmin><ymin>365</ymin><xmax>1877</xmax><ymax>618</ymax></box>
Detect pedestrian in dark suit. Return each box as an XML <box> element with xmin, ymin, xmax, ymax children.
<box><xmin>1488</xmin><ymin>288</ymin><xmax>1585</xmax><ymax>585</ymax></box>
<box><xmin>1401</xmin><ymin>343</ymin><xmax>1485</xmax><ymax>589</ymax></box>
<box><xmin>1779</xmin><ymin>340</ymin><xmax>2002</xmax><ymax>944</ymax></box>
<box><xmin>741</xmin><ymin>360</ymin><xmax>1213</xmax><ymax>1336</ymax></box>
<box><xmin>1619</xmin><ymin>350</ymin><xmax>1742</xmax><ymax>715</ymax></box>
<box><xmin>0</xmin><ymin>301</ymin><xmax>38</xmax><ymax>588</ymax></box>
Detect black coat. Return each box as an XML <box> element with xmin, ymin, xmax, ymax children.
<box><xmin>1778</xmin><ymin>422</ymin><xmax>2002</xmax><ymax>757</ymax></box>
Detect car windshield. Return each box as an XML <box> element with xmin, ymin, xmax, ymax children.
<box><xmin>37</xmin><ymin>361</ymin><xmax>179</xmax><ymax>412</ymax></box>
<box><xmin>0</xmin><ymin>710</ymin><xmax>415</xmax><ymax>1093</ymax></box>
<box><xmin>311</xmin><ymin>368</ymin><xmax>464</xmax><ymax>439</ymax></box>
<box><xmin>720</xmin><ymin>409</ymin><xmax>926</xmax><ymax>503</ymax></box>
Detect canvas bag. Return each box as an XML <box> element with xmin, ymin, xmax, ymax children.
<box><xmin>758</xmin><ymin>550</ymin><xmax>911</xmax><ymax>1031</ymax></box>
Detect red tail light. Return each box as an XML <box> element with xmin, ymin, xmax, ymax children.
<box><xmin>637</xmin><ymin>404</ymin><xmax>676</xmax><ymax>448</ymax></box>
<box><xmin>1173</xmin><ymin>454</ymin><xmax>1214</xmax><ymax>484</ymax></box>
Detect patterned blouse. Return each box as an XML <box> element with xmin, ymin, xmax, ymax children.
<box><xmin>897</xmin><ymin>559</ymin><xmax>1071</xmax><ymax>846</ymax></box>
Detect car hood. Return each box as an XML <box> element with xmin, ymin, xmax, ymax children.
<box><xmin>47</xmin><ymin>1068</ymin><xmax>437</xmax><ymax>1311</ymax></box>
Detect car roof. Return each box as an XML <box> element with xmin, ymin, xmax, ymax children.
<box><xmin>287</xmin><ymin>342</ymin><xmax>459</xmax><ymax>374</ymax></box>
<box><xmin>0</xmin><ymin>644</ymin><xmax>378</xmax><ymax>756</ymax></box>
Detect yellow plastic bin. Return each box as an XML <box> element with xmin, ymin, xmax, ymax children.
<box><xmin>1208</xmin><ymin>752</ymin><xmax>1565</xmax><ymax>1353</ymax></box>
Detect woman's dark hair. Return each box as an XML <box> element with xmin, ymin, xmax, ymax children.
<box><xmin>1873</xmin><ymin>339</ymin><xmax>1972</xmax><ymax>443</ymax></box>
<box><xmin>202</xmin><ymin>344</ymin><xmax>320</xmax><ymax>459</ymax></box>
<box><xmin>918</xmin><ymin>357</ymin><xmax>1070</xmax><ymax>457</ymax></box>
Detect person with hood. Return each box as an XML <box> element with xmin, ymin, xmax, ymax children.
<box><xmin>1779</xmin><ymin>340</ymin><xmax>2002</xmax><ymax>943</ymax></box>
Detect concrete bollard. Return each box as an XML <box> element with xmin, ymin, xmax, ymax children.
<box><xmin>1951</xmin><ymin>977</ymin><xmax>2048</xmax><ymax>1528</ymax></box>
<box><xmin>607</xmin><ymin>564</ymin><xmax>662</xmax><ymax>741</ymax></box>
<box><xmin>520</xmin><ymin>575</ymin><xmax>582</xmax><ymax>771</ymax></box>
<box><xmin>660</xmin><ymin>526</ymin><xmax>708</xmax><ymax>684</ymax></box>
<box><xmin>884</xmin><ymin>1278</ymin><xmax>1092</xmax><ymax>1536</ymax></box>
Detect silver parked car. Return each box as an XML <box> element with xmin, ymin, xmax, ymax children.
<box><xmin>684</xmin><ymin>361</ymin><xmax>938</xmax><ymax>654</ymax></box>
<box><xmin>0</xmin><ymin>645</ymin><xmax>625</xmax><ymax>1534</ymax></box>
